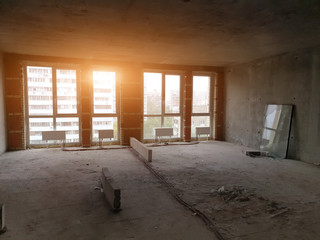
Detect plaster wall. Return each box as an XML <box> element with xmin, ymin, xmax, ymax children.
<box><xmin>225</xmin><ymin>46</ymin><xmax>320</xmax><ymax>163</ymax></box>
<box><xmin>0</xmin><ymin>52</ymin><xmax>6</xmax><ymax>154</ymax></box>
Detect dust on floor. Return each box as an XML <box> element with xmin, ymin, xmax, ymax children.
<box><xmin>149</xmin><ymin>141</ymin><xmax>320</xmax><ymax>240</ymax></box>
<box><xmin>0</xmin><ymin>148</ymin><xmax>217</xmax><ymax>240</ymax></box>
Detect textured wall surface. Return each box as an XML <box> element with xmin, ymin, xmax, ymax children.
<box><xmin>225</xmin><ymin>46</ymin><xmax>320</xmax><ymax>163</ymax></box>
<box><xmin>0</xmin><ymin>53</ymin><xmax>6</xmax><ymax>154</ymax></box>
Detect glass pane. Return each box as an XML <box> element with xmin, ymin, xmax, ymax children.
<box><xmin>93</xmin><ymin>71</ymin><xmax>116</xmax><ymax>114</ymax></box>
<box><xmin>164</xmin><ymin>116</ymin><xmax>181</xmax><ymax>138</ymax></box>
<box><xmin>92</xmin><ymin>117</ymin><xmax>118</xmax><ymax>142</ymax></box>
<box><xmin>144</xmin><ymin>72</ymin><xmax>162</xmax><ymax>115</ymax></box>
<box><xmin>191</xmin><ymin>116</ymin><xmax>210</xmax><ymax>137</ymax></box>
<box><xmin>27</xmin><ymin>66</ymin><xmax>53</xmax><ymax>116</ymax></box>
<box><xmin>144</xmin><ymin>117</ymin><xmax>161</xmax><ymax>139</ymax></box>
<box><xmin>29</xmin><ymin>118</ymin><xmax>53</xmax><ymax>144</ymax></box>
<box><xmin>57</xmin><ymin>69</ymin><xmax>77</xmax><ymax>114</ymax></box>
<box><xmin>165</xmin><ymin>75</ymin><xmax>180</xmax><ymax>113</ymax></box>
<box><xmin>56</xmin><ymin>117</ymin><xmax>79</xmax><ymax>143</ymax></box>
<box><xmin>192</xmin><ymin>76</ymin><xmax>210</xmax><ymax>113</ymax></box>
<box><xmin>260</xmin><ymin>104</ymin><xmax>293</xmax><ymax>158</ymax></box>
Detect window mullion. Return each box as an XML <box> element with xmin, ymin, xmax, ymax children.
<box><xmin>52</xmin><ymin>67</ymin><xmax>57</xmax><ymax>130</ymax></box>
<box><xmin>210</xmin><ymin>75</ymin><xmax>214</xmax><ymax>139</ymax></box>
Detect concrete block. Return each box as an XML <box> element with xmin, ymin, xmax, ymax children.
<box><xmin>130</xmin><ymin>137</ymin><xmax>152</xmax><ymax>162</ymax></box>
<box><xmin>101</xmin><ymin>168</ymin><xmax>121</xmax><ymax>211</ymax></box>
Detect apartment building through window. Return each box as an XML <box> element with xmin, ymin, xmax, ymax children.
<box><xmin>143</xmin><ymin>72</ymin><xmax>182</xmax><ymax>140</ymax></box>
<box><xmin>26</xmin><ymin>66</ymin><xmax>79</xmax><ymax>145</ymax></box>
<box><xmin>191</xmin><ymin>75</ymin><xmax>214</xmax><ymax>138</ymax></box>
<box><xmin>92</xmin><ymin>70</ymin><xmax>119</xmax><ymax>142</ymax></box>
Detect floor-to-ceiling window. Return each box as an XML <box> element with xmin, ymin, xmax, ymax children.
<box><xmin>143</xmin><ymin>71</ymin><xmax>182</xmax><ymax>140</ymax></box>
<box><xmin>191</xmin><ymin>75</ymin><xmax>213</xmax><ymax>138</ymax></box>
<box><xmin>26</xmin><ymin>66</ymin><xmax>79</xmax><ymax>145</ymax></box>
<box><xmin>92</xmin><ymin>70</ymin><xmax>119</xmax><ymax>143</ymax></box>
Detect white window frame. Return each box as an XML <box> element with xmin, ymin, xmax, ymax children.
<box><xmin>24</xmin><ymin>62</ymin><xmax>81</xmax><ymax>147</ymax></box>
<box><xmin>191</xmin><ymin>72</ymin><xmax>215</xmax><ymax>140</ymax></box>
<box><xmin>91</xmin><ymin>67</ymin><xmax>120</xmax><ymax>144</ymax></box>
<box><xmin>143</xmin><ymin>70</ymin><xmax>184</xmax><ymax>141</ymax></box>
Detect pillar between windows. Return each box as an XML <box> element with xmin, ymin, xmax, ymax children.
<box><xmin>80</xmin><ymin>66</ymin><xmax>92</xmax><ymax>147</ymax></box>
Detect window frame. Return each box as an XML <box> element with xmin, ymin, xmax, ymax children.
<box><xmin>24</xmin><ymin>62</ymin><xmax>81</xmax><ymax>147</ymax></box>
<box><xmin>143</xmin><ymin>69</ymin><xmax>184</xmax><ymax>141</ymax></box>
<box><xmin>191</xmin><ymin>72</ymin><xmax>215</xmax><ymax>140</ymax></box>
<box><xmin>91</xmin><ymin>67</ymin><xmax>120</xmax><ymax>144</ymax></box>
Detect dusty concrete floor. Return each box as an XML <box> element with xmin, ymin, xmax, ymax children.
<box><xmin>1</xmin><ymin>141</ymin><xmax>320</xmax><ymax>240</ymax></box>
<box><xmin>149</xmin><ymin>141</ymin><xmax>320</xmax><ymax>240</ymax></box>
<box><xmin>0</xmin><ymin>147</ymin><xmax>216</xmax><ymax>240</ymax></box>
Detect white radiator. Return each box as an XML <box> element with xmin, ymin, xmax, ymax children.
<box><xmin>98</xmin><ymin>130</ymin><xmax>114</xmax><ymax>147</ymax></box>
<box><xmin>42</xmin><ymin>131</ymin><xmax>66</xmax><ymax>148</ymax></box>
<box><xmin>155</xmin><ymin>128</ymin><xmax>173</xmax><ymax>137</ymax></box>
<box><xmin>42</xmin><ymin>131</ymin><xmax>66</xmax><ymax>141</ymax></box>
<box><xmin>99</xmin><ymin>130</ymin><xmax>114</xmax><ymax>139</ymax></box>
<box><xmin>196</xmin><ymin>127</ymin><xmax>210</xmax><ymax>140</ymax></box>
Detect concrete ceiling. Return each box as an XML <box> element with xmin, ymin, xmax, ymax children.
<box><xmin>1</xmin><ymin>0</ymin><xmax>320</xmax><ymax>66</ymax></box>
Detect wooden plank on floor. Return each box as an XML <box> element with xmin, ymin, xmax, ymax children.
<box><xmin>101</xmin><ymin>168</ymin><xmax>121</xmax><ymax>211</ymax></box>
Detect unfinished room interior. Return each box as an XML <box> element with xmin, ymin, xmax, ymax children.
<box><xmin>0</xmin><ymin>0</ymin><xmax>320</xmax><ymax>239</ymax></box>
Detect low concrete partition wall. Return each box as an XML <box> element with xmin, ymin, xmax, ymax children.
<box><xmin>130</xmin><ymin>137</ymin><xmax>152</xmax><ymax>162</ymax></box>
<box><xmin>101</xmin><ymin>168</ymin><xmax>121</xmax><ymax>211</ymax></box>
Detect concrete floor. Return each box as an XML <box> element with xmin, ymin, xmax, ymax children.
<box><xmin>0</xmin><ymin>147</ymin><xmax>216</xmax><ymax>240</ymax></box>
<box><xmin>1</xmin><ymin>141</ymin><xmax>320</xmax><ymax>240</ymax></box>
<box><xmin>149</xmin><ymin>141</ymin><xmax>320</xmax><ymax>240</ymax></box>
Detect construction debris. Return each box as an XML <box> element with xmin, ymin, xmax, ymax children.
<box><xmin>245</xmin><ymin>151</ymin><xmax>269</xmax><ymax>158</ymax></box>
<box><xmin>216</xmin><ymin>186</ymin><xmax>254</xmax><ymax>202</ymax></box>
